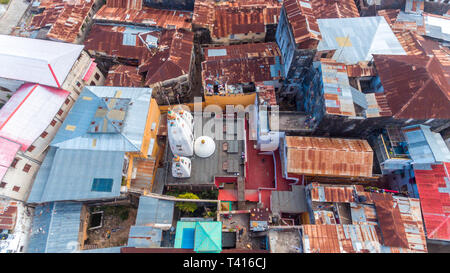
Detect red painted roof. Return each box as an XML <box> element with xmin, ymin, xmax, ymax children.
<box><xmin>218</xmin><ymin>189</ymin><xmax>259</xmax><ymax>202</ymax></box>
<box><xmin>414</xmin><ymin>162</ymin><xmax>450</xmax><ymax>241</ymax></box>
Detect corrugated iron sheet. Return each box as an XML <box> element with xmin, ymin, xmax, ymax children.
<box><xmin>309</xmin><ymin>182</ymin><xmax>356</xmax><ymax>203</ymax></box>
<box><xmin>106</xmin><ymin>64</ymin><xmax>143</xmax><ymax>87</ymax></box>
<box><xmin>0</xmin><ymin>199</ymin><xmax>17</xmax><ymax>230</ymax></box>
<box><xmin>94</xmin><ymin>6</ymin><xmax>192</xmax><ymax>30</ymax></box>
<box><xmin>202</xmin><ymin>43</ymin><xmax>282</xmax><ymax>87</ymax></box>
<box><xmin>285</xmin><ymin>136</ymin><xmax>374</xmax><ymax>178</ymax></box>
<box><xmin>373</xmin><ymin>54</ymin><xmax>450</xmax><ymax>119</ymax></box>
<box><xmin>139</xmin><ymin>29</ymin><xmax>194</xmax><ymax>85</ymax></box>
<box><xmin>414</xmin><ymin>162</ymin><xmax>450</xmax><ymax>241</ymax></box>
<box><xmin>85</xmin><ymin>24</ymin><xmax>156</xmax><ymax>62</ymax></box>
<box><xmin>371</xmin><ymin>192</ymin><xmax>409</xmax><ymax>248</ymax></box>
<box><xmin>321</xmin><ymin>59</ymin><xmax>356</xmax><ymax>116</ymax></box>
<box><xmin>312</xmin><ymin>0</ymin><xmax>359</xmax><ymax>19</ymax></box>
<box><xmin>317</xmin><ymin>16</ymin><xmax>406</xmax><ymax>65</ymax></box>
<box><xmin>256</xmin><ymin>84</ymin><xmax>277</xmax><ymax>106</ymax></box>
<box><xmin>309</xmin><ymin>183</ymin><xmax>428</xmax><ymax>252</ymax></box>
<box><xmin>27</xmin><ymin>202</ymin><xmax>82</xmax><ymax>253</ymax></box>
<box><xmin>193</xmin><ymin>0</ymin><xmax>280</xmax><ymax>37</ymax></box>
<box><xmin>40</xmin><ymin>2</ymin><xmax>94</xmax><ymax>43</ymax></box>
<box><xmin>284</xmin><ymin>0</ymin><xmax>321</xmax><ymax>46</ymax></box>
<box><xmin>106</xmin><ymin>0</ymin><xmax>142</xmax><ymax>10</ymax></box>
<box><xmin>346</xmin><ymin>62</ymin><xmax>377</xmax><ymax>77</ymax></box>
<box><xmin>301</xmin><ymin>224</ymin><xmax>381</xmax><ymax>253</ymax></box>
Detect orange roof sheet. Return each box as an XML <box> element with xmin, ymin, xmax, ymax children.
<box><xmin>94</xmin><ymin>6</ymin><xmax>192</xmax><ymax>30</ymax></box>
<box><xmin>285</xmin><ymin>136</ymin><xmax>373</xmax><ymax>178</ymax></box>
<box><xmin>29</xmin><ymin>1</ymin><xmax>94</xmax><ymax>43</ymax></box>
<box><xmin>193</xmin><ymin>0</ymin><xmax>281</xmax><ymax>38</ymax></box>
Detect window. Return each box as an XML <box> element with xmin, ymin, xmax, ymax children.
<box><xmin>57</xmin><ymin>109</ymin><xmax>63</xmax><ymax>116</ymax></box>
<box><xmin>76</xmin><ymin>81</ymin><xmax>81</xmax><ymax>87</ymax></box>
<box><xmin>50</xmin><ymin>119</ymin><xmax>57</xmax><ymax>127</ymax></box>
<box><xmin>41</xmin><ymin>131</ymin><xmax>48</xmax><ymax>138</ymax></box>
<box><xmin>23</xmin><ymin>164</ymin><xmax>31</xmax><ymax>173</ymax></box>
<box><xmin>0</xmin><ymin>182</ymin><xmax>6</xmax><ymax>188</ymax></box>
<box><xmin>90</xmin><ymin>81</ymin><xmax>96</xmax><ymax>86</ymax></box>
<box><xmin>12</xmin><ymin>186</ymin><xmax>20</xmax><ymax>192</ymax></box>
<box><xmin>64</xmin><ymin>98</ymin><xmax>70</xmax><ymax>105</ymax></box>
<box><xmin>94</xmin><ymin>73</ymin><xmax>100</xmax><ymax>81</ymax></box>
<box><xmin>11</xmin><ymin>158</ymin><xmax>19</xmax><ymax>168</ymax></box>
<box><xmin>27</xmin><ymin>145</ymin><xmax>35</xmax><ymax>152</ymax></box>
<box><xmin>91</xmin><ymin>178</ymin><xmax>113</xmax><ymax>192</ymax></box>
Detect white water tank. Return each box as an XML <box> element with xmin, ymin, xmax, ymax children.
<box><xmin>172</xmin><ymin>156</ymin><xmax>191</xmax><ymax>178</ymax></box>
<box><xmin>194</xmin><ymin>136</ymin><xmax>216</xmax><ymax>158</ymax></box>
<box><xmin>168</xmin><ymin>110</ymin><xmax>194</xmax><ymax>157</ymax></box>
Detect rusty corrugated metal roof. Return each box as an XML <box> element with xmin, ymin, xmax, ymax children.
<box><xmin>139</xmin><ymin>29</ymin><xmax>194</xmax><ymax>85</ymax></box>
<box><xmin>371</xmin><ymin>192</ymin><xmax>409</xmax><ymax>248</ymax></box>
<box><xmin>85</xmin><ymin>25</ymin><xmax>194</xmax><ymax>85</ymax></box>
<box><xmin>301</xmin><ymin>224</ymin><xmax>381</xmax><ymax>253</ymax></box>
<box><xmin>312</xmin><ymin>0</ymin><xmax>359</xmax><ymax>19</ymax></box>
<box><xmin>346</xmin><ymin>62</ymin><xmax>377</xmax><ymax>77</ymax></box>
<box><xmin>28</xmin><ymin>0</ymin><xmax>94</xmax><ymax>43</ymax></box>
<box><xmin>84</xmin><ymin>24</ymin><xmax>155</xmax><ymax>61</ymax></box>
<box><xmin>105</xmin><ymin>64</ymin><xmax>143</xmax><ymax>87</ymax></box>
<box><xmin>373</xmin><ymin>54</ymin><xmax>450</xmax><ymax>119</ymax></box>
<box><xmin>308</xmin><ymin>183</ymin><xmax>428</xmax><ymax>252</ymax></box>
<box><xmin>256</xmin><ymin>84</ymin><xmax>277</xmax><ymax>106</ymax></box>
<box><xmin>204</xmin><ymin>42</ymin><xmax>280</xmax><ymax>61</ymax></box>
<box><xmin>201</xmin><ymin>42</ymin><xmax>282</xmax><ymax>87</ymax></box>
<box><xmin>193</xmin><ymin>0</ymin><xmax>280</xmax><ymax>38</ymax></box>
<box><xmin>285</xmin><ymin>136</ymin><xmax>374</xmax><ymax>178</ymax></box>
<box><xmin>284</xmin><ymin>0</ymin><xmax>320</xmax><ymax>47</ymax></box>
<box><xmin>309</xmin><ymin>182</ymin><xmax>356</xmax><ymax>203</ymax></box>
<box><xmin>0</xmin><ymin>199</ymin><xmax>17</xmax><ymax>230</ymax></box>
<box><xmin>94</xmin><ymin>6</ymin><xmax>192</xmax><ymax>30</ymax></box>
<box><xmin>106</xmin><ymin>0</ymin><xmax>142</xmax><ymax>9</ymax></box>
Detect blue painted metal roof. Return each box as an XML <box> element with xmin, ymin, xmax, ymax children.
<box><xmin>52</xmin><ymin>86</ymin><xmax>153</xmax><ymax>152</ymax></box>
<box><xmin>27</xmin><ymin>202</ymin><xmax>82</xmax><ymax>253</ymax></box>
<box><xmin>28</xmin><ymin>149</ymin><xmax>124</xmax><ymax>203</ymax></box>
<box><xmin>403</xmin><ymin>125</ymin><xmax>450</xmax><ymax>164</ymax></box>
<box><xmin>127</xmin><ymin>226</ymin><xmax>162</xmax><ymax>248</ymax></box>
<box><xmin>135</xmin><ymin>196</ymin><xmax>174</xmax><ymax>225</ymax></box>
<box><xmin>27</xmin><ymin>146</ymin><xmax>57</xmax><ymax>203</ymax></box>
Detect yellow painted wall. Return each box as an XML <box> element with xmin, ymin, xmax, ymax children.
<box><xmin>126</xmin><ymin>98</ymin><xmax>161</xmax><ymax>189</ymax></box>
<box><xmin>142</xmin><ymin>98</ymin><xmax>161</xmax><ymax>159</ymax></box>
<box><xmin>159</xmin><ymin>101</ymin><xmax>206</xmax><ymax>113</ymax></box>
<box><xmin>204</xmin><ymin>93</ymin><xmax>256</xmax><ymax>109</ymax></box>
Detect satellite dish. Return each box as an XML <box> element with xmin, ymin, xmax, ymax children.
<box><xmin>194</xmin><ymin>136</ymin><xmax>216</xmax><ymax>158</ymax></box>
